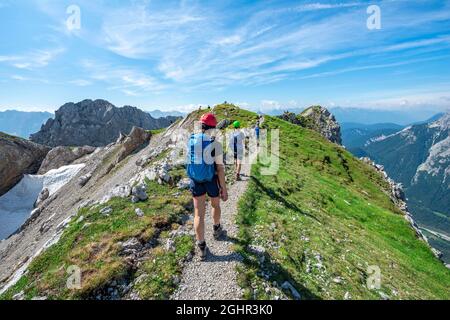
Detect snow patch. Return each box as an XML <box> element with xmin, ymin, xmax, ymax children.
<box><xmin>365</xmin><ymin>126</ymin><xmax>413</xmax><ymax>146</ymax></box>
<box><xmin>414</xmin><ymin>136</ymin><xmax>450</xmax><ymax>182</ymax></box>
<box><xmin>0</xmin><ymin>164</ymin><xmax>85</xmax><ymax>240</ymax></box>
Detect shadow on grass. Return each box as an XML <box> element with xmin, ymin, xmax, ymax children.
<box><xmin>235</xmin><ymin>242</ymin><xmax>322</xmax><ymax>299</ymax></box>
<box><xmin>223</xmin><ymin>233</ymin><xmax>321</xmax><ymax>300</ymax></box>
<box><xmin>250</xmin><ymin>176</ymin><xmax>320</xmax><ymax>223</ymax></box>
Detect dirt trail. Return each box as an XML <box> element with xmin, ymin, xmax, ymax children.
<box><xmin>173</xmin><ymin>124</ymin><xmax>261</xmax><ymax>300</ymax></box>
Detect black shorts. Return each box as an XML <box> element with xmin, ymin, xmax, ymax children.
<box><xmin>189</xmin><ymin>175</ymin><xmax>220</xmax><ymax>198</ymax></box>
<box><xmin>234</xmin><ymin>152</ymin><xmax>243</xmax><ymax>160</ymax></box>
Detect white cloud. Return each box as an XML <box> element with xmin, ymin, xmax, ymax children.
<box><xmin>25</xmin><ymin>0</ymin><xmax>448</xmax><ymax>93</ymax></box>
<box><xmin>0</xmin><ymin>48</ymin><xmax>65</xmax><ymax>70</ymax></box>
<box><xmin>353</xmin><ymin>92</ymin><xmax>450</xmax><ymax>110</ymax></box>
<box><xmin>80</xmin><ymin>59</ymin><xmax>167</xmax><ymax>95</ymax></box>
<box><xmin>294</xmin><ymin>2</ymin><xmax>362</xmax><ymax>12</ymax></box>
<box><xmin>213</xmin><ymin>35</ymin><xmax>242</xmax><ymax>46</ymax></box>
<box><xmin>11</xmin><ymin>75</ymin><xmax>29</xmax><ymax>81</ymax></box>
<box><xmin>70</xmin><ymin>79</ymin><xmax>92</xmax><ymax>87</ymax></box>
<box><xmin>260</xmin><ymin>100</ymin><xmax>282</xmax><ymax>111</ymax></box>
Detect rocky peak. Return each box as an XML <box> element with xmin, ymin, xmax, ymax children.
<box><xmin>428</xmin><ymin>111</ymin><xmax>450</xmax><ymax>131</ymax></box>
<box><xmin>278</xmin><ymin>106</ymin><xmax>342</xmax><ymax>144</ymax></box>
<box><xmin>30</xmin><ymin>99</ymin><xmax>179</xmax><ymax>147</ymax></box>
<box><xmin>299</xmin><ymin>106</ymin><xmax>342</xmax><ymax>145</ymax></box>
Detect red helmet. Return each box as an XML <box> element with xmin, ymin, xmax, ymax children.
<box><xmin>200</xmin><ymin>113</ymin><xmax>217</xmax><ymax>127</ymax></box>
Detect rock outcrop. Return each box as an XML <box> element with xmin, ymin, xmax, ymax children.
<box><xmin>299</xmin><ymin>106</ymin><xmax>342</xmax><ymax>145</ymax></box>
<box><xmin>38</xmin><ymin>146</ymin><xmax>96</xmax><ymax>174</ymax></box>
<box><xmin>0</xmin><ymin>132</ymin><xmax>50</xmax><ymax>196</ymax></box>
<box><xmin>30</xmin><ymin>99</ymin><xmax>179</xmax><ymax>147</ymax></box>
<box><xmin>278</xmin><ymin>106</ymin><xmax>342</xmax><ymax>144</ymax></box>
<box><xmin>115</xmin><ymin>127</ymin><xmax>151</xmax><ymax>164</ymax></box>
<box><xmin>278</xmin><ymin>111</ymin><xmax>302</xmax><ymax>125</ymax></box>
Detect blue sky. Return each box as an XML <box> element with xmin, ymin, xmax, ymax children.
<box><xmin>0</xmin><ymin>0</ymin><xmax>450</xmax><ymax>113</ymax></box>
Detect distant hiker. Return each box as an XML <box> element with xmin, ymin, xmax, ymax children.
<box><xmin>229</xmin><ymin>120</ymin><xmax>245</xmax><ymax>181</ymax></box>
<box><xmin>255</xmin><ymin>123</ymin><xmax>260</xmax><ymax>145</ymax></box>
<box><xmin>187</xmin><ymin>113</ymin><xmax>228</xmax><ymax>260</ymax></box>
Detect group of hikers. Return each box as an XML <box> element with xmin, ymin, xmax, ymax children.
<box><xmin>186</xmin><ymin>113</ymin><xmax>261</xmax><ymax>259</ymax></box>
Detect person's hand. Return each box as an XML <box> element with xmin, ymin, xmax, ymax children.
<box><xmin>220</xmin><ymin>188</ymin><xmax>228</xmax><ymax>202</ymax></box>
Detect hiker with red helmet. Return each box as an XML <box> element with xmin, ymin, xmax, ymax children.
<box><xmin>186</xmin><ymin>113</ymin><xmax>228</xmax><ymax>260</ymax></box>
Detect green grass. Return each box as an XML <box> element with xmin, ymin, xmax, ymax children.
<box><xmin>213</xmin><ymin>103</ymin><xmax>260</xmax><ymax>129</ymax></box>
<box><xmin>134</xmin><ymin>234</ymin><xmax>193</xmax><ymax>299</ymax></box>
<box><xmin>0</xmin><ymin>131</ymin><xmax>25</xmax><ymax>142</ymax></box>
<box><xmin>236</xmin><ymin>114</ymin><xmax>450</xmax><ymax>300</ymax></box>
<box><xmin>147</xmin><ymin>128</ymin><xmax>166</xmax><ymax>135</ymax></box>
<box><xmin>0</xmin><ymin>176</ymin><xmax>193</xmax><ymax>300</ymax></box>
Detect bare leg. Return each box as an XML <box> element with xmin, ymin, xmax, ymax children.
<box><xmin>193</xmin><ymin>195</ymin><xmax>206</xmax><ymax>242</ymax></box>
<box><xmin>210</xmin><ymin>196</ymin><xmax>221</xmax><ymax>225</ymax></box>
<box><xmin>236</xmin><ymin>159</ymin><xmax>242</xmax><ymax>177</ymax></box>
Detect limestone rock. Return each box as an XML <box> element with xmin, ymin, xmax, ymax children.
<box><xmin>116</xmin><ymin>127</ymin><xmax>151</xmax><ymax>163</ymax></box>
<box><xmin>38</xmin><ymin>146</ymin><xmax>95</xmax><ymax>174</ymax></box>
<box><xmin>277</xmin><ymin>106</ymin><xmax>342</xmax><ymax>144</ymax></box>
<box><xmin>30</xmin><ymin>99</ymin><xmax>179</xmax><ymax>147</ymax></box>
<box><xmin>0</xmin><ymin>132</ymin><xmax>50</xmax><ymax>196</ymax></box>
<box><xmin>299</xmin><ymin>106</ymin><xmax>342</xmax><ymax>145</ymax></box>
<box><xmin>217</xmin><ymin>119</ymin><xmax>230</xmax><ymax>130</ymax></box>
<box><xmin>34</xmin><ymin>188</ymin><xmax>49</xmax><ymax>208</ymax></box>
<box><xmin>281</xmin><ymin>281</ymin><xmax>301</xmax><ymax>300</ymax></box>
<box><xmin>135</xmin><ymin>208</ymin><xmax>144</xmax><ymax>217</ymax></box>
<box><xmin>131</xmin><ymin>184</ymin><xmax>148</xmax><ymax>202</ymax></box>
<box><xmin>78</xmin><ymin>173</ymin><xmax>92</xmax><ymax>187</ymax></box>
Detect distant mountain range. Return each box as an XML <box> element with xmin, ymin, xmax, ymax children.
<box><xmin>264</xmin><ymin>107</ymin><xmax>444</xmax><ymax>125</ymax></box>
<box><xmin>147</xmin><ymin>110</ymin><xmax>185</xmax><ymax>118</ymax></box>
<box><xmin>350</xmin><ymin>113</ymin><xmax>450</xmax><ymax>263</ymax></box>
<box><xmin>341</xmin><ymin>122</ymin><xmax>405</xmax><ymax>155</ymax></box>
<box><xmin>330</xmin><ymin>107</ymin><xmax>442</xmax><ymax>125</ymax></box>
<box><xmin>0</xmin><ymin>110</ymin><xmax>53</xmax><ymax>139</ymax></box>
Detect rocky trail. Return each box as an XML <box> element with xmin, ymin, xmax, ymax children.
<box><xmin>172</xmin><ymin>162</ymin><xmax>250</xmax><ymax>300</ymax></box>
<box><xmin>172</xmin><ymin>122</ymin><xmax>261</xmax><ymax>300</ymax></box>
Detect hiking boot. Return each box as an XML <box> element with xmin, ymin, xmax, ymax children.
<box><xmin>236</xmin><ymin>174</ymin><xmax>241</xmax><ymax>181</ymax></box>
<box><xmin>213</xmin><ymin>224</ymin><xmax>225</xmax><ymax>240</ymax></box>
<box><xmin>197</xmin><ymin>241</ymin><xmax>207</xmax><ymax>260</ymax></box>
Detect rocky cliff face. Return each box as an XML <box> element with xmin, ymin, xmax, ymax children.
<box><xmin>0</xmin><ymin>132</ymin><xmax>50</xmax><ymax>196</ymax></box>
<box><xmin>299</xmin><ymin>106</ymin><xmax>342</xmax><ymax>145</ymax></box>
<box><xmin>278</xmin><ymin>106</ymin><xmax>342</xmax><ymax>144</ymax></box>
<box><xmin>30</xmin><ymin>99</ymin><xmax>179</xmax><ymax>147</ymax></box>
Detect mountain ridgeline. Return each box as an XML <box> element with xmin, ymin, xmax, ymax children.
<box><xmin>341</xmin><ymin>122</ymin><xmax>405</xmax><ymax>156</ymax></box>
<box><xmin>30</xmin><ymin>99</ymin><xmax>180</xmax><ymax>147</ymax></box>
<box><xmin>0</xmin><ymin>103</ymin><xmax>449</xmax><ymax>300</ymax></box>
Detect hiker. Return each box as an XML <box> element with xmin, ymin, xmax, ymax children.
<box><xmin>229</xmin><ymin>120</ymin><xmax>245</xmax><ymax>181</ymax></box>
<box><xmin>186</xmin><ymin>113</ymin><xmax>228</xmax><ymax>260</ymax></box>
<box><xmin>255</xmin><ymin>123</ymin><xmax>260</xmax><ymax>146</ymax></box>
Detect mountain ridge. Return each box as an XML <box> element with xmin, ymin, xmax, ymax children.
<box><xmin>1</xmin><ymin>104</ymin><xmax>449</xmax><ymax>300</ymax></box>
<box><xmin>30</xmin><ymin>99</ymin><xmax>179</xmax><ymax>147</ymax></box>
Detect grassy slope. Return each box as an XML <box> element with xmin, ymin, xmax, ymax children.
<box><xmin>236</xmin><ymin>114</ymin><xmax>450</xmax><ymax>300</ymax></box>
<box><xmin>0</xmin><ymin>157</ymin><xmax>194</xmax><ymax>300</ymax></box>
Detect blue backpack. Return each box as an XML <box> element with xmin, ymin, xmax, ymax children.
<box><xmin>187</xmin><ymin>133</ymin><xmax>215</xmax><ymax>183</ymax></box>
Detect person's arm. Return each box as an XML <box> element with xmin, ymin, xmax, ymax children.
<box><xmin>216</xmin><ymin>163</ymin><xmax>228</xmax><ymax>201</ymax></box>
